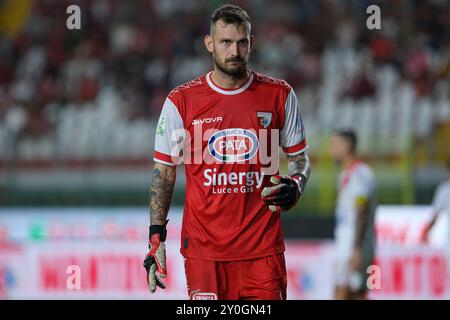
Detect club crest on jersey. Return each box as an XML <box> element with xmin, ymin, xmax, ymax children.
<box><xmin>257</xmin><ymin>112</ymin><xmax>272</xmax><ymax>128</ymax></box>
<box><xmin>208</xmin><ymin>128</ymin><xmax>258</xmax><ymax>163</ymax></box>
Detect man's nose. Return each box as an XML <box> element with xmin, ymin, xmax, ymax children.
<box><xmin>229</xmin><ymin>42</ymin><xmax>239</xmax><ymax>57</ymax></box>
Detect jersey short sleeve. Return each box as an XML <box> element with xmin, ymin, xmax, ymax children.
<box><xmin>153</xmin><ymin>97</ymin><xmax>185</xmax><ymax>166</ymax></box>
<box><xmin>432</xmin><ymin>183</ymin><xmax>448</xmax><ymax>212</ymax></box>
<box><xmin>280</xmin><ymin>88</ymin><xmax>308</xmax><ymax>155</ymax></box>
<box><xmin>352</xmin><ymin>166</ymin><xmax>374</xmax><ymax>200</ymax></box>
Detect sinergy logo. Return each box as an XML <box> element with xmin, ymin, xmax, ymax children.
<box><xmin>207</xmin><ymin>128</ymin><xmax>258</xmax><ymax>163</ymax></box>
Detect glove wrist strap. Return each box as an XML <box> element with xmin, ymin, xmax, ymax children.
<box><xmin>149</xmin><ymin>220</ymin><xmax>169</xmax><ymax>242</ymax></box>
<box><xmin>291</xmin><ymin>174</ymin><xmax>307</xmax><ymax>193</ymax></box>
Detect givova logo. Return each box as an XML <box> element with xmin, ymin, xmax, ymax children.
<box><xmin>207</xmin><ymin>128</ymin><xmax>258</xmax><ymax>163</ymax></box>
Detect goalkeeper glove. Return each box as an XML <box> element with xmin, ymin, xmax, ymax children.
<box><xmin>261</xmin><ymin>174</ymin><xmax>306</xmax><ymax>213</ymax></box>
<box><xmin>143</xmin><ymin>221</ymin><xmax>168</xmax><ymax>293</ymax></box>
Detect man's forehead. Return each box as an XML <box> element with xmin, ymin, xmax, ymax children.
<box><xmin>331</xmin><ymin>134</ymin><xmax>341</xmax><ymax>140</ymax></box>
<box><xmin>332</xmin><ymin>134</ymin><xmax>346</xmax><ymax>144</ymax></box>
<box><xmin>212</xmin><ymin>20</ymin><xmax>250</xmax><ymax>37</ymax></box>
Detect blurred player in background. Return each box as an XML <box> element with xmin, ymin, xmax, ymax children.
<box><xmin>330</xmin><ymin>130</ymin><xmax>377</xmax><ymax>300</ymax></box>
<box><xmin>421</xmin><ymin>160</ymin><xmax>450</xmax><ymax>274</ymax></box>
<box><xmin>143</xmin><ymin>4</ymin><xmax>311</xmax><ymax>300</ymax></box>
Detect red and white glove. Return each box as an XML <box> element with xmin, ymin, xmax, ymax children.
<box><xmin>143</xmin><ymin>221</ymin><xmax>168</xmax><ymax>293</ymax></box>
<box><xmin>261</xmin><ymin>174</ymin><xmax>306</xmax><ymax>213</ymax></box>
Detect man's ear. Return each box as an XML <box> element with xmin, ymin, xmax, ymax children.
<box><xmin>250</xmin><ymin>35</ymin><xmax>255</xmax><ymax>51</ymax></box>
<box><xmin>204</xmin><ymin>35</ymin><xmax>214</xmax><ymax>53</ymax></box>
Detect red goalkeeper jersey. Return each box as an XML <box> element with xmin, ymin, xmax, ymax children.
<box><xmin>153</xmin><ymin>70</ymin><xmax>308</xmax><ymax>261</ymax></box>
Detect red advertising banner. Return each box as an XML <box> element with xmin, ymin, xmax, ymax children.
<box><xmin>0</xmin><ymin>207</ymin><xmax>449</xmax><ymax>299</ymax></box>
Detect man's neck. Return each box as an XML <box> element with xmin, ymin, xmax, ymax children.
<box><xmin>211</xmin><ymin>68</ymin><xmax>250</xmax><ymax>89</ymax></box>
<box><xmin>342</xmin><ymin>156</ymin><xmax>358</xmax><ymax>170</ymax></box>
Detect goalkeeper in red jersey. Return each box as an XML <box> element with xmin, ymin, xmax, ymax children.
<box><xmin>143</xmin><ymin>4</ymin><xmax>311</xmax><ymax>300</ymax></box>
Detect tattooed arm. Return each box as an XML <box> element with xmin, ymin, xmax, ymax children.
<box><xmin>287</xmin><ymin>152</ymin><xmax>311</xmax><ymax>185</ymax></box>
<box><xmin>144</xmin><ymin>162</ymin><xmax>176</xmax><ymax>293</ymax></box>
<box><xmin>149</xmin><ymin>162</ymin><xmax>177</xmax><ymax>225</ymax></box>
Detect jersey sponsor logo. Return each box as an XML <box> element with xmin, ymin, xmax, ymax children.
<box><xmin>192</xmin><ymin>116</ymin><xmax>223</xmax><ymax>125</ymax></box>
<box><xmin>203</xmin><ymin>169</ymin><xmax>264</xmax><ymax>187</ymax></box>
<box><xmin>257</xmin><ymin>112</ymin><xmax>272</xmax><ymax>128</ymax></box>
<box><xmin>207</xmin><ymin>128</ymin><xmax>258</xmax><ymax>163</ymax></box>
<box><xmin>156</xmin><ymin>116</ymin><xmax>166</xmax><ymax>136</ymax></box>
<box><xmin>203</xmin><ymin>169</ymin><xmax>264</xmax><ymax>194</ymax></box>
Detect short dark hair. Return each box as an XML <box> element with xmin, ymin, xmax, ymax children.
<box><xmin>210</xmin><ymin>4</ymin><xmax>251</xmax><ymax>34</ymax></box>
<box><xmin>335</xmin><ymin>130</ymin><xmax>358</xmax><ymax>154</ymax></box>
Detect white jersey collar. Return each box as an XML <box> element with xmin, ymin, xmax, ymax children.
<box><xmin>206</xmin><ymin>71</ymin><xmax>253</xmax><ymax>95</ymax></box>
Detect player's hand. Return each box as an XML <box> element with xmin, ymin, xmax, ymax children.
<box><xmin>419</xmin><ymin>224</ymin><xmax>431</xmax><ymax>244</ymax></box>
<box><xmin>261</xmin><ymin>174</ymin><xmax>306</xmax><ymax>213</ymax></box>
<box><xmin>349</xmin><ymin>247</ymin><xmax>363</xmax><ymax>272</ymax></box>
<box><xmin>143</xmin><ymin>223</ymin><xmax>168</xmax><ymax>293</ymax></box>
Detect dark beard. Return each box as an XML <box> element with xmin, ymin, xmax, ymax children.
<box><xmin>213</xmin><ymin>55</ymin><xmax>247</xmax><ymax>78</ymax></box>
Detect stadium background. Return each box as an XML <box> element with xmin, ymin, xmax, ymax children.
<box><xmin>0</xmin><ymin>0</ymin><xmax>449</xmax><ymax>299</ymax></box>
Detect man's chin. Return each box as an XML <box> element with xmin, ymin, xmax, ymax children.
<box><xmin>220</xmin><ymin>67</ymin><xmax>246</xmax><ymax>77</ymax></box>
<box><xmin>226</xmin><ymin>70</ymin><xmax>244</xmax><ymax>76</ymax></box>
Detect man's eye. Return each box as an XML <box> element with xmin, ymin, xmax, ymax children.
<box><xmin>222</xmin><ymin>40</ymin><xmax>231</xmax><ymax>44</ymax></box>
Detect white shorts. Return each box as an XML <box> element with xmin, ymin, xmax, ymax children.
<box><xmin>334</xmin><ymin>244</ymin><xmax>375</xmax><ymax>292</ymax></box>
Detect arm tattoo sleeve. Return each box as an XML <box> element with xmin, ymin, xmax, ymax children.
<box><xmin>287</xmin><ymin>152</ymin><xmax>311</xmax><ymax>182</ymax></box>
<box><xmin>149</xmin><ymin>166</ymin><xmax>176</xmax><ymax>225</ymax></box>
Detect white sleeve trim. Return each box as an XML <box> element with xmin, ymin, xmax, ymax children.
<box><xmin>153</xmin><ymin>158</ymin><xmax>178</xmax><ymax>167</ymax></box>
<box><xmin>285</xmin><ymin>145</ymin><xmax>309</xmax><ymax>156</ymax></box>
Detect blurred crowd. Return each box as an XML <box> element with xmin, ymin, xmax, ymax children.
<box><xmin>0</xmin><ymin>0</ymin><xmax>449</xmax><ymax>161</ymax></box>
